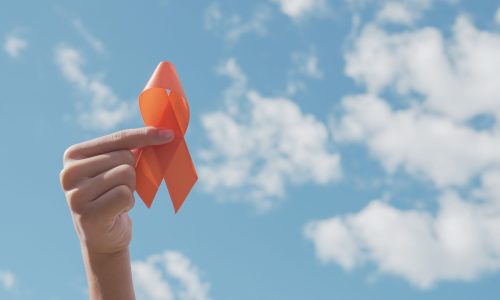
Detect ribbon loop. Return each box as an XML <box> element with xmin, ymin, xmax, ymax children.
<box><xmin>135</xmin><ymin>62</ymin><xmax>197</xmax><ymax>212</ymax></box>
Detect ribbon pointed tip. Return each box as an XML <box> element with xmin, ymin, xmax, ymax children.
<box><xmin>144</xmin><ymin>61</ymin><xmax>178</xmax><ymax>91</ymax></box>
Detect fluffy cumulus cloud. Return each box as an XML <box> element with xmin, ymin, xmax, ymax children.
<box><xmin>132</xmin><ymin>251</ymin><xmax>211</xmax><ymax>300</ymax></box>
<box><xmin>339</xmin><ymin>15</ymin><xmax>500</xmax><ymax>186</ymax></box>
<box><xmin>199</xmin><ymin>58</ymin><xmax>341</xmax><ymax>211</ymax></box>
<box><xmin>3</xmin><ymin>32</ymin><xmax>28</xmax><ymax>58</ymax></box>
<box><xmin>54</xmin><ymin>45</ymin><xmax>134</xmax><ymax>130</ymax></box>
<box><xmin>305</xmin><ymin>187</ymin><xmax>500</xmax><ymax>289</ymax></box>
<box><xmin>375</xmin><ymin>2</ymin><xmax>419</xmax><ymax>25</ymax></box>
<box><xmin>0</xmin><ymin>270</ymin><xmax>15</xmax><ymax>290</ymax></box>
<box><xmin>345</xmin><ymin>16</ymin><xmax>500</xmax><ymax>122</ymax></box>
<box><xmin>306</xmin><ymin>7</ymin><xmax>500</xmax><ymax>289</ymax></box>
<box><xmin>272</xmin><ymin>0</ymin><xmax>328</xmax><ymax>20</ymax></box>
<box><xmin>204</xmin><ymin>3</ymin><xmax>271</xmax><ymax>43</ymax></box>
<box><xmin>334</xmin><ymin>94</ymin><xmax>500</xmax><ymax>187</ymax></box>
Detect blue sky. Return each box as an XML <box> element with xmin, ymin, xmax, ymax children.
<box><xmin>2</xmin><ymin>0</ymin><xmax>500</xmax><ymax>299</ymax></box>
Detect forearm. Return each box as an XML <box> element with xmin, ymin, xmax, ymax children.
<box><xmin>61</xmin><ymin>128</ymin><xmax>174</xmax><ymax>299</ymax></box>
<box><xmin>81</xmin><ymin>244</ymin><xmax>135</xmax><ymax>300</ymax></box>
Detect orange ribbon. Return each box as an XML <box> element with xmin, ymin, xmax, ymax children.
<box><xmin>135</xmin><ymin>61</ymin><xmax>197</xmax><ymax>212</ymax></box>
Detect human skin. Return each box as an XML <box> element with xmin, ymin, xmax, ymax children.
<box><xmin>59</xmin><ymin>127</ymin><xmax>174</xmax><ymax>300</ymax></box>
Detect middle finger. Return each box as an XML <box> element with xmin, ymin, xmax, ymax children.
<box><xmin>69</xmin><ymin>164</ymin><xmax>136</xmax><ymax>203</ymax></box>
<box><xmin>63</xmin><ymin>150</ymin><xmax>136</xmax><ymax>189</ymax></box>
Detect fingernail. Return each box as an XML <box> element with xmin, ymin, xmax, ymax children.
<box><xmin>158</xmin><ymin>129</ymin><xmax>174</xmax><ymax>142</ymax></box>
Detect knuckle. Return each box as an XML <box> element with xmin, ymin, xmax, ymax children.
<box><xmin>118</xmin><ymin>150</ymin><xmax>136</xmax><ymax>166</ymax></box>
<box><xmin>112</xmin><ymin>185</ymin><xmax>133</xmax><ymax>200</ymax></box>
<box><xmin>59</xmin><ymin>164</ymin><xmax>79</xmax><ymax>190</ymax></box>
<box><xmin>115</xmin><ymin>164</ymin><xmax>136</xmax><ymax>189</ymax></box>
<box><xmin>63</xmin><ymin>145</ymin><xmax>79</xmax><ymax>163</ymax></box>
<box><xmin>142</xmin><ymin>127</ymin><xmax>155</xmax><ymax>138</ymax></box>
<box><xmin>66</xmin><ymin>189</ymin><xmax>84</xmax><ymax>213</ymax></box>
<box><xmin>59</xmin><ymin>168</ymin><xmax>71</xmax><ymax>190</ymax></box>
<box><xmin>115</xmin><ymin>163</ymin><xmax>135</xmax><ymax>177</ymax></box>
<box><xmin>111</xmin><ymin>128</ymin><xmax>151</xmax><ymax>146</ymax></box>
<box><xmin>111</xmin><ymin>130</ymin><xmax>127</xmax><ymax>143</ymax></box>
<box><xmin>129</xmin><ymin>195</ymin><xmax>136</xmax><ymax>210</ymax></box>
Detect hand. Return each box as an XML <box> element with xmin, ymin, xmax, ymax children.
<box><xmin>60</xmin><ymin>127</ymin><xmax>174</xmax><ymax>254</ymax></box>
<box><xmin>59</xmin><ymin>127</ymin><xmax>174</xmax><ymax>300</ymax></box>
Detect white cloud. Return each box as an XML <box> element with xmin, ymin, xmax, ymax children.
<box><xmin>215</xmin><ymin>58</ymin><xmax>247</xmax><ymax>114</ymax></box>
<box><xmin>345</xmin><ymin>16</ymin><xmax>500</xmax><ymax>122</ymax></box>
<box><xmin>346</xmin><ymin>0</ymin><xmax>434</xmax><ymax>17</ymax></box>
<box><xmin>336</xmin><ymin>16</ymin><xmax>500</xmax><ymax>188</ymax></box>
<box><xmin>376</xmin><ymin>2</ymin><xmax>417</xmax><ymax>25</ymax></box>
<box><xmin>132</xmin><ymin>251</ymin><xmax>211</xmax><ymax>300</ymax></box>
<box><xmin>204</xmin><ymin>3</ymin><xmax>271</xmax><ymax>43</ymax></box>
<box><xmin>476</xmin><ymin>170</ymin><xmax>500</xmax><ymax>200</ymax></box>
<box><xmin>272</xmin><ymin>0</ymin><xmax>328</xmax><ymax>20</ymax></box>
<box><xmin>305</xmin><ymin>188</ymin><xmax>500</xmax><ymax>289</ymax></box>
<box><xmin>54</xmin><ymin>45</ymin><xmax>134</xmax><ymax>130</ymax></box>
<box><xmin>4</xmin><ymin>32</ymin><xmax>27</xmax><ymax>58</ymax></box>
<box><xmin>54</xmin><ymin>7</ymin><xmax>106</xmax><ymax>54</ymax></box>
<box><xmin>0</xmin><ymin>270</ymin><xmax>15</xmax><ymax>290</ymax></box>
<box><xmin>285</xmin><ymin>80</ymin><xmax>306</xmax><ymax>95</ymax></box>
<box><xmin>133</xmin><ymin>260</ymin><xmax>173</xmax><ymax>300</ymax></box>
<box><xmin>307</xmin><ymin>8</ymin><xmax>500</xmax><ymax>289</ymax></box>
<box><xmin>334</xmin><ymin>94</ymin><xmax>500</xmax><ymax>187</ymax></box>
<box><xmin>291</xmin><ymin>48</ymin><xmax>324</xmax><ymax>79</ymax></box>
<box><xmin>199</xmin><ymin>58</ymin><xmax>341</xmax><ymax>211</ymax></box>
<box><xmin>72</xmin><ymin>18</ymin><xmax>106</xmax><ymax>54</ymax></box>
<box><xmin>286</xmin><ymin>47</ymin><xmax>324</xmax><ymax>95</ymax></box>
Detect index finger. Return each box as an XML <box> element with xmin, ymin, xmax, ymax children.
<box><xmin>65</xmin><ymin>127</ymin><xmax>174</xmax><ymax>160</ymax></box>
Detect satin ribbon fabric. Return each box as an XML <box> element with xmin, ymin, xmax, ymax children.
<box><xmin>135</xmin><ymin>62</ymin><xmax>197</xmax><ymax>212</ymax></box>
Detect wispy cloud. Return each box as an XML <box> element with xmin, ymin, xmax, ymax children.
<box><xmin>132</xmin><ymin>250</ymin><xmax>211</xmax><ymax>300</ymax></box>
<box><xmin>0</xmin><ymin>270</ymin><xmax>15</xmax><ymax>290</ymax></box>
<box><xmin>3</xmin><ymin>31</ymin><xmax>28</xmax><ymax>59</ymax></box>
<box><xmin>204</xmin><ymin>3</ymin><xmax>272</xmax><ymax>43</ymax></box>
<box><xmin>72</xmin><ymin>18</ymin><xmax>106</xmax><ymax>54</ymax></box>
<box><xmin>291</xmin><ymin>48</ymin><xmax>323</xmax><ymax>79</ymax></box>
<box><xmin>286</xmin><ymin>47</ymin><xmax>324</xmax><ymax>95</ymax></box>
<box><xmin>54</xmin><ymin>7</ymin><xmax>106</xmax><ymax>54</ymax></box>
<box><xmin>54</xmin><ymin>45</ymin><xmax>134</xmax><ymax>130</ymax></box>
<box><xmin>199</xmin><ymin>58</ymin><xmax>341</xmax><ymax>211</ymax></box>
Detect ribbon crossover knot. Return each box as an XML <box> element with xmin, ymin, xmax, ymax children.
<box><xmin>135</xmin><ymin>61</ymin><xmax>197</xmax><ymax>212</ymax></box>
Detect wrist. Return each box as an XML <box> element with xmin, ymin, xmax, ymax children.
<box><xmin>81</xmin><ymin>244</ymin><xmax>135</xmax><ymax>300</ymax></box>
<box><xmin>81</xmin><ymin>243</ymin><xmax>130</xmax><ymax>262</ymax></box>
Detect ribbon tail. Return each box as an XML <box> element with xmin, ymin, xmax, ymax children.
<box><xmin>135</xmin><ymin>147</ymin><xmax>163</xmax><ymax>208</ymax></box>
<box><xmin>163</xmin><ymin>138</ymin><xmax>198</xmax><ymax>213</ymax></box>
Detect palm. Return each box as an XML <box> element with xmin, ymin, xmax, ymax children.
<box><xmin>108</xmin><ymin>213</ymin><xmax>132</xmax><ymax>251</ymax></box>
<box><xmin>87</xmin><ymin>213</ymin><xmax>132</xmax><ymax>254</ymax></box>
